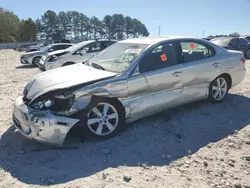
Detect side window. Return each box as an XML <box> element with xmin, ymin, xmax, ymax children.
<box><xmin>60</xmin><ymin>45</ymin><xmax>71</xmax><ymax>50</ymax></box>
<box><xmin>180</xmin><ymin>41</ymin><xmax>215</xmax><ymax>63</ymax></box>
<box><xmin>75</xmin><ymin>42</ymin><xmax>102</xmax><ymax>55</ymax></box>
<box><xmin>239</xmin><ymin>38</ymin><xmax>246</xmax><ymax>45</ymax></box>
<box><xmin>88</xmin><ymin>42</ymin><xmax>102</xmax><ymax>53</ymax></box>
<box><xmin>245</xmin><ymin>37</ymin><xmax>250</xmax><ymax>42</ymax></box>
<box><xmin>48</xmin><ymin>45</ymin><xmax>59</xmax><ymax>52</ymax></box>
<box><xmin>230</xmin><ymin>38</ymin><xmax>238</xmax><ymax>46</ymax></box>
<box><xmin>139</xmin><ymin>42</ymin><xmax>178</xmax><ymax>73</ymax></box>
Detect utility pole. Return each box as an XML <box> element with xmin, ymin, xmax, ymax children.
<box><xmin>158</xmin><ymin>26</ymin><xmax>161</xmax><ymax>36</ymax></box>
<box><xmin>202</xmin><ymin>31</ymin><xmax>205</xmax><ymax>38</ymax></box>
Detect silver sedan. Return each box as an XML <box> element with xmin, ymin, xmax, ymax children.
<box><xmin>13</xmin><ymin>36</ymin><xmax>246</xmax><ymax>146</ymax></box>
<box><xmin>20</xmin><ymin>43</ymin><xmax>73</xmax><ymax>65</ymax></box>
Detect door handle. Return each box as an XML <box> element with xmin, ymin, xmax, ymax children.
<box><xmin>212</xmin><ymin>62</ymin><xmax>220</xmax><ymax>67</ymax></box>
<box><xmin>172</xmin><ymin>71</ymin><xmax>182</xmax><ymax>77</ymax></box>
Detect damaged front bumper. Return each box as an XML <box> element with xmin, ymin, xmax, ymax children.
<box><xmin>20</xmin><ymin>56</ymin><xmax>31</xmax><ymax>65</ymax></box>
<box><xmin>37</xmin><ymin>58</ymin><xmax>46</xmax><ymax>71</ymax></box>
<box><xmin>12</xmin><ymin>96</ymin><xmax>80</xmax><ymax>147</ymax></box>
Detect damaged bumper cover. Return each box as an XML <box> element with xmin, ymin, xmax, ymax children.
<box><xmin>20</xmin><ymin>56</ymin><xmax>30</xmax><ymax>65</ymax></box>
<box><xmin>13</xmin><ymin>96</ymin><xmax>80</xmax><ymax>146</ymax></box>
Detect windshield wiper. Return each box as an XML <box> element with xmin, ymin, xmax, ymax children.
<box><xmin>91</xmin><ymin>63</ymin><xmax>105</xmax><ymax>71</ymax></box>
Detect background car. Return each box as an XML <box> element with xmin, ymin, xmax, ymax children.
<box><xmin>42</xmin><ymin>39</ymin><xmax>117</xmax><ymax>71</ymax></box>
<box><xmin>210</xmin><ymin>37</ymin><xmax>250</xmax><ymax>59</ymax></box>
<box><xmin>13</xmin><ymin>44</ymin><xmax>32</xmax><ymax>52</ymax></box>
<box><xmin>20</xmin><ymin>43</ymin><xmax>73</xmax><ymax>66</ymax></box>
<box><xmin>26</xmin><ymin>39</ymin><xmax>72</xmax><ymax>52</ymax></box>
<box><xmin>13</xmin><ymin>36</ymin><xmax>246</xmax><ymax>146</ymax></box>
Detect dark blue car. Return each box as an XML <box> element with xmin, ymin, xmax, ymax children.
<box><xmin>210</xmin><ymin>37</ymin><xmax>250</xmax><ymax>59</ymax></box>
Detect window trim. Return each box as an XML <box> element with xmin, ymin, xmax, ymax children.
<box><xmin>178</xmin><ymin>39</ymin><xmax>216</xmax><ymax>64</ymax></box>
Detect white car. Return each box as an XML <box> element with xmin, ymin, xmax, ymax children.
<box><xmin>20</xmin><ymin>43</ymin><xmax>73</xmax><ymax>66</ymax></box>
<box><xmin>39</xmin><ymin>39</ymin><xmax>117</xmax><ymax>71</ymax></box>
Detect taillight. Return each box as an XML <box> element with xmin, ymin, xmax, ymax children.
<box><xmin>241</xmin><ymin>57</ymin><xmax>246</xmax><ymax>63</ymax></box>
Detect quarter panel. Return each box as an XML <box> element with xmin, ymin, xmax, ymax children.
<box><xmin>181</xmin><ymin>55</ymin><xmax>223</xmax><ymax>102</ymax></box>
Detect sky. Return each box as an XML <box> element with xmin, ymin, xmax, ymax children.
<box><xmin>1</xmin><ymin>0</ymin><xmax>250</xmax><ymax>37</ymax></box>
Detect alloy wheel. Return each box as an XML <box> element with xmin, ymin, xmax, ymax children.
<box><xmin>87</xmin><ymin>102</ymin><xmax>119</xmax><ymax>136</ymax></box>
<box><xmin>212</xmin><ymin>77</ymin><xmax>228</xmax><ymax>101</ymax></box>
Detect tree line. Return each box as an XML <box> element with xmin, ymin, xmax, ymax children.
<box><xmin>36</xmin><ymin>10</ymin><xmax>149</xmax><ymax>41</ymax></box>
<box><xmin>205</xmin><ymin>32</ymin><xmax>241</xmax><ymax>40</ymax></box>
<box><xmin>0</xmin><ymin>7</ymin><xmax>150</xmax><ymax>43</ymax></box>
<box><xmin>0</xmin><ymin>8</ymin><xmax>36</xmax><ymax>43</ymax></box>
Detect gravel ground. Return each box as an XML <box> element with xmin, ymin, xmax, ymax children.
<box><xmin>0</xmin><ymin>49</ymin><xmax>250</xmax><ymax>188</ymax></box>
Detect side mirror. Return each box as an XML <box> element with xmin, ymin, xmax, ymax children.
<box><xmin>49</xmin><ymin>48</ymin><xmax>54</xmax><ymax>52</ymax></box>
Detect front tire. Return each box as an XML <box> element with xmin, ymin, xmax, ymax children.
<box><xmin>209</xmin><ymin>76</ymin><xmax>229</xmax><ymax>102</ymax></box>
<box><xmin>79</xmin><ymin>98</ymin><xmax>125</xmax><ymax>139</ymax></box>
<box><xmin>32</xmin><ymin>57</ymin><xmax>41</xmax><ymax>66</ymax></box>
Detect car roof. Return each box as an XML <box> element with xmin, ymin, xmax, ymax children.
<box><xmin>211</xmin><ymin>37</ymin><xmax>234</xmax><ymax>40</ymax></box>
<box><xmin>52</xmin><ymin>43</ymin><xmax>73</xmax><ymax>46</ymax></box>
<box><xmin>119</xmin><ymin>36</ymin><xmax>199</xmax><ymax>45</ymax></box>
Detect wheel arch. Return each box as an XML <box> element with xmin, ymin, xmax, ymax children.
<box><xmin>218</xmin><ymin>73</ymin><xmax>232</xmax><ymax>89</ymax></box>
<box><xmin>68</xmin><ymin>95</ymin><xmax>126</xmax><ymax>139</ymax></box>
<box><xmin>91</xmin><ymin>95</ymin><xmax>126</xmax><ymax>118</ymax></box>
<box><xmin>62</xmin><ymin>62</ymin><xmax>75</xmax><ymax>66</ymax></box>
<box><xmin>33</xmin><ymin>56</ymin><xmax>42</xmax><ymax>60</ymax></box>
<box><xmin>32</xmin><ymin>56</ymin><xmax>42</xmax><ymax>63</ymax></box>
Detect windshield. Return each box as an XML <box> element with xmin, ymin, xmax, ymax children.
<box><xmin>40</xmin><ymin>44</ymin><xmax>53</xmax><ymax>52</ymax></box>
<box><xmin>210</xmin><ymin>37</ymin><xmax>232</xmax><ymax>46</ymax></box>
<box><xmin>88</xmin><ymin>42</ymin><xmax>149</xmax><ymax>73</ymax></box>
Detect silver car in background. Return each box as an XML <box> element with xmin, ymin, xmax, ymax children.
<box><xmin>13</xmin><ymin>36</ymin><xmax>246</xmax><ymax>146</ymax></box>
<box><xmin>40</xmin><ymin>39</ymin><xmax>117</xmax><ymax>71</ymax></box>
<box><xmin>20</xmin><ymin>43</ymin><xmax>73</xmax><ymax>65</ymax></box>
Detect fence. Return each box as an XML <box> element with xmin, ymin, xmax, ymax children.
<box><xmin>0</xmin><ymin>41</ymin><xmax>40</xmax><ymax>50</ymax></box>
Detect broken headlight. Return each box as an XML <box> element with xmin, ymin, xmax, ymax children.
<box><xmin>32</xmin><ymin>92</ymin><xmax>75</xmax><ymax>111</ymax></box>
<box><xmin>32</xmin><ymin>99</ymin><xmax>54</xmax><ymax>110</ymax></box>
<box><xmin>51</xmin><ymin>93</ymin><xmax>75</xmax><ymax>112</ymax></box>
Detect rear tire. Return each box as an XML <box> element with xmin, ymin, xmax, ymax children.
<box><xmin>209</xmin><ymin>76</ymin><xmax>229</xmax><ymax>103</ymax></box>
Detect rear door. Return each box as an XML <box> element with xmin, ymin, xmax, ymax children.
<box><xmin>178</xmin><ymin>40</ymin><xmax>218</xmax><ymax>103</ymax></box>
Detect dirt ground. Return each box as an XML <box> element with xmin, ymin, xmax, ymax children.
<box><xmin>0</xmin><ymin>49</ymin><xmax>250</xmax><ymax>188</ymax></box>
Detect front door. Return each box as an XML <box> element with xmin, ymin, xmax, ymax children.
<box><xmin>127</xmin><ymin>40</ymin><xmax>183</xmax><ymax>119</ymax></box>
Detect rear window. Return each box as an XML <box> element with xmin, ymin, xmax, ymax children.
<box><xmin>210</xmin><ymin>37</ymin><xmax>232</xmax><ymax>46</ymax></box>
<box><xmin>180</xmin><ymin>41</ymin><xmax>215</xmax><ymax>63</ymax></box>
<box><xmin>245</xmin><ymin>37</ymin><xmax>250</xmax><ymax>42</ymax></box>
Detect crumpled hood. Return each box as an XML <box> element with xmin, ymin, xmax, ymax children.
<box><xmin>26</xmin><ymin>63</ymin><xmax>117</xmax><ymax>100</ymax></box>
